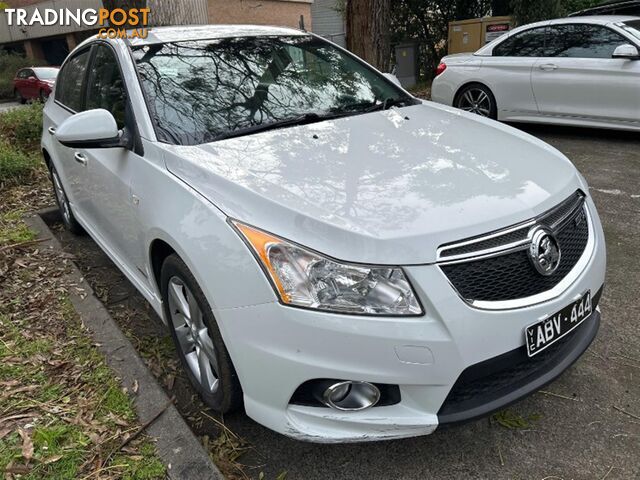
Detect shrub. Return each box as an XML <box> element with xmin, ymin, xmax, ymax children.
<box><xmin>0</xmin><ymin>102</ymin><xmax>43</xmax><ymax>153</ymax></box>
<box><xmin>0</xmin><ymin>52</ymin><xmax>45</xmax><ymax>100</ymax></box>
<box><xmin>0</xmin><ymin>141</ymin><xmax>40</xmax><ymax>185</ymax></box>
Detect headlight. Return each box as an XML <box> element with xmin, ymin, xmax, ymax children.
<box><xmin>231</xmin><ymin>221</ymin><xmax>423</xmax><ymax>316</ymax></box>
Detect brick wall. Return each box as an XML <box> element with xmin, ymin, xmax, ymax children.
<box><xmin>208</xmin><ymin>0</ymin><xmax>312</xmax><ymax>29</ymax></box>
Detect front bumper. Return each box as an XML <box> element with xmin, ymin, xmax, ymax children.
<box><xmin>217</xmin><ymin>198</ymin><xmax>606</xmax><ymax>442</ymax></box>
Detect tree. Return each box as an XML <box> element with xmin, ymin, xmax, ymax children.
<box><xmin>509</xmin><ymin>0</ymin><xmax>603</xmax><ymax>25</ymax></box>
<box><xmin>391</xmin><ymin>0</ymin><xmax>491</xmax><ymax>78</ymax></box>
<box><xmin>346</xmin><ymin>0</ymin><xmax>392</xmax><ymax>72</ymax></box>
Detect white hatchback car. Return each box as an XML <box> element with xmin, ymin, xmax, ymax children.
<box><xmin>42</xmin><ymin>25</ymin><xmax>606</xmax><ymax>442</ymax></box>
<box><xmin>432</xmin><ymin>16</ymin><xmax>640</xmax><ymax>131</ymax></box>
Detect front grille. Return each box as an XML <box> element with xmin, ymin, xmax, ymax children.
<box><xmin>440</xmin><ymin>193</ymin><xmax>589</xmax><ymax>303</ymax></box>
<box><xmin>438</xmin><ymin>191</ymin><xmax>584</xmax><ymax>260</ymax></box>
<box><xmin>440</xmin><ymin>226</ymin><xmax>530</xmax><ymax>258</ymax></box>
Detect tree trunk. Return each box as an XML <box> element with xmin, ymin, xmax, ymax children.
<box><xmin>346</xmin><ymin>0</ymin><xmax>391</xmax><ymax>72</ymax></box>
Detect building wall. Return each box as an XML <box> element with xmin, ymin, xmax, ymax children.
<box><xmin>208</xmin><ymin>0</ymin><xmax>312</xmax><ymax>29</ymax></box>
<box><xmin>311</xmin><ymin>0</ymin><xmax>345</xmax><ymax>47</ymax></box>
<box><xmin>147</xmin><ymin>0</ymin><xmax>208</xmax><ymax>25</ymax></box>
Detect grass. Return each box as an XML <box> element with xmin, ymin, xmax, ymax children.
<box><xmin>0</xmin><ymin>102</ymin><xmax>45</xmax><ymax>187</ymax></box>
<box><xmin>0</xmin><ymin>141</ymin><xmax>41</xmax><ymax>187</ymax></box>
<box><xmin>0</xmin><ymin>104</ymin><xmax>166</xmax><ymax>478</ymax></box>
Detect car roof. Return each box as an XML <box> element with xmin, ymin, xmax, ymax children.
<box><xmin>547</xmin><ymin>15</ymin><xmax>639</xmax><ymax>24</ymax></box>
<box><xmin>127</xmin><ymin>24</ymin><xmax>308</xmax><ymax>46</ymax></box>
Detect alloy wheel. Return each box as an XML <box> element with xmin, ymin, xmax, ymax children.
<box><xmin>167</xmin><ymin>277</ymin><xmax>220</xmax><ymax>394</ymax></box>
<box><xmin>457</xmin><ymin>88</ymin><xmax>493</xmax><ymax>117</ymax></box>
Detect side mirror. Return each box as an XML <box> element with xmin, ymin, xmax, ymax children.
<box><xmin>55</xmin><ymin>109</ymin><xmax>129</xmax><ymax>149</ymax></box>
<box><xmin>612</xmin><ymin>44</ymin><xmax>640</xmax><ymax>60</ymax></box>
<box><xmin>382</xmin><ymin>72</ymin><xmax>402</xmax><ymax>87</ymax></box>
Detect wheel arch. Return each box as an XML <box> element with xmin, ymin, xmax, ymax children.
<box><xmin>42</xmin><ymin>147</ymin><xmax>52</xmax><ymax>170</ymax></box>
<box><xmin>149</xmin><ymin>237</ymin><xmax>177</xmax><ymax>299</ymax></box>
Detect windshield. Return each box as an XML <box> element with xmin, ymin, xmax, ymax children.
<box><xmin>132</xmin><ymin>36</ymin><xmax>414</xmax><ymax>145</ymax></box>
<box><xmin>621</xmin><ymin>20</ymin><xmax>640</xmax><ymax>42</ymax></box>
<box><xmin>34</xmin><ymin>68</ymin><xmax>59</xmax><ymax>80</ymax></box>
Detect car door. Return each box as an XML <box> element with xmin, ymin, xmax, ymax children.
<box><xmin>21</xmin><ymin>69</ymin><xmax>36</xmax><ymax>98</ymax></box>
<box><xmin>45</xmin><ymin>47</ymin><xmax>93</xmax><ymax>215</ymax></box>
<box><xmin>14</xmin><ymin>69</ymin><xmax>26</xmax><ymax>97</ymax></box>
<box><xmin>483</xmin><ymin>25</ymin><xmax>549</xmax><ymax>115</ymax></box>
<box><xmin>79</xmin><ymin>43</ymin><xmax>145</xmax><ymax>270</ymax></box>
<box><xmin>531</xmin><ymin>23</ymin><xmax>640</xmax><ymax>124</ymax></box>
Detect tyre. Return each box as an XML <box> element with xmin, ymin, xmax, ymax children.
<box><xmin>161</xmin><ymin>254</ymin><xmax>243</xmax><ymax>413</ymax></box>
<box><xmin>49</xmin><ymin>163</ymin><xmax>83</xmax><ymax>234</ymax></box>
<box><xmin>14</xmin><ymin>89</ymin><xmax>26</xmax><ymax>104</ymax></box>
<box><xmin>454</xmin><ymin>84</ymin><xmax>497</xmax><ymax>119</ymax></box>
<box><xmin>39</xmin><ymin>89</ymin><xmax>49</xmax><ymax>102</ymax></box>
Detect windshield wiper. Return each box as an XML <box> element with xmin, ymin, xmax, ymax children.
<box><xmin>212</xmin><ymin>113</ymin><xmax>325</xmax><ymax>142</ymax></box>
<box><xmin>209</xmin><ymin>98</ymin><xmax>414</xmax><ymax>143</ymax></box>
<box><xmin>365</xmin><ymin>97</ymin><xmax>409</xmax><ymax>113</ymax></box>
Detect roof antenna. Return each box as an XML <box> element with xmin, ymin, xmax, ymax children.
<box><xmin>299</xmin><ymin>15</ymin><xmax>306</xmax><ymax>31</ymax></box>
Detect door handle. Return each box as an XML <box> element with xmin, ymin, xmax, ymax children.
<box><xmin>539</xmin><ymin>63</ymin><xmax>558</xmax><ymax>71</ymax></box>
<box><xmin>48</xmin><ymin>126</ymin><xmax>56</xmax><ymax>135</ymax></box>
<box><xmin>74</xmin><ymin>152</ymin><xmax>87</xmax><ymax>166</ymax></box>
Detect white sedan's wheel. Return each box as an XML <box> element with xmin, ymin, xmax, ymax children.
<box><xmin>455</xmin><ymin>84</ymin><xmax>497</xmax><ymax>119</ymax></box>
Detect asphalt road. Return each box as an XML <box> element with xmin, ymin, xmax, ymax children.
<box><xmin>49</xmin><ymin>123</ymin><xmax>640</xmax><ymax>480</ymax></box>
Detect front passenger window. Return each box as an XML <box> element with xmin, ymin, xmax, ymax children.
<box><xmin>55</xmin><ymin>49</ymin><xmax>91</xmax><ymax>111</ymax></box>
<box><xmin>85</xmin><ymin>45</ymin><xmax>127</xmax><ymax>129</ymax></box>
<box><xmin>545</xmin><ymin>24</ymin><xmax>629</xmax><ymax>59</ymax></box>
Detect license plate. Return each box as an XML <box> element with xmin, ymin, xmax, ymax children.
<box><xmin>525</xmin><ymin>291</ymin><xmax>592</xmax><ymax>357</ymax></box>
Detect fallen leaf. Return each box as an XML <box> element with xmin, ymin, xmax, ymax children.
<box><xmin>18</xmin><ymin>428</ymin><xmax>33</xmax><ymax>462</ymax></box>
<box><xmin>42</xmin><ymin>455</ymin><xmax>63</xmax><ymax>465</ymax></box>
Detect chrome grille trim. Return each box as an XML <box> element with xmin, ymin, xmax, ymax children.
<box><xmin>437</xmin><ymin>191</ymin><xmax>585</xmax><ymax>263</ymax></box>
<box><xmin>463</xmin><ymin>207</ymin><xmax>594</xmax><ymax>310</ymax></box>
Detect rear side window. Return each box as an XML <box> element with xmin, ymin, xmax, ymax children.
<box><xmin>493</xmin><ymin>27</ymin><xmax>547</xmax><ymax>57</ymax></box>
<box><xmin>85</xmin><ymin>45</ymin><xmax>127</xmax><ymax>129</ymax></box>
<box><xmin>546</xmin><ymin>24</ymin><xmax>630</xmax><ymax>58</ymax></box>
<box><xmin>55</xmin><ymin>48</ymin><xmax>91</xmax><ymax>111</ymax></box>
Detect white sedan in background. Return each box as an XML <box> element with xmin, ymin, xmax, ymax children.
<box><xmin>432</xmin><ymin>16</ymin><xmax>640</xmax><ymax>131</ymax></box>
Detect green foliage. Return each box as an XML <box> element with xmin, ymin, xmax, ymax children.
<box><xmin>0</xmin><ymin>52</ymin><xmax>45</xmax><ymax>100</ymax></box>
<box><xmin>509</xmin><ymin>0</ymin><xmax>603</xmax><ymax>25</ymax></box>
<box><xmin>391</xmin><ymin>0</ymin><xmax>492</xmax><ymax>77</ymax></box>
<box><xmin>0</xmin><ymin>103</ymin><xmax>44</xmax><ymax>184</ymax></box>
<box><xmin>0</xmin><ymin>141</ymin><xmax>40</xmax><ymax>185</ymax></box>
<box><xmin>0</xmin><ymin>101</ymin><xmax>44</xmax><ymax>152</ymax></box>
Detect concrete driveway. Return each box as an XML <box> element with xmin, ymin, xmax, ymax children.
<box><xmin>49</xmin><ymin>124</ymin><xmax>640</xmax><ymax>480</ymax></box>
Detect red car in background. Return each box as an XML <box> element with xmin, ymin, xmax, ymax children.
<box><xmin>13</xmin><ymin>67</ymin><xmax>59</xmax><ymax>103</ymax></box>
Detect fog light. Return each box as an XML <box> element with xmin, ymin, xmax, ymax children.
<box><xmin>321</xmin><ymin>381</ymin><xmax>381</xmax><ymax>411</ymax></box>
